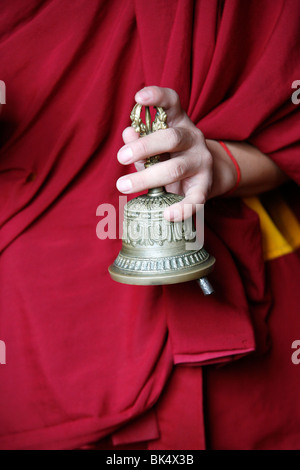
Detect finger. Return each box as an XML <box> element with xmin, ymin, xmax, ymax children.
<box><xmin>164</xmin><ymin>169</ymin><xmax>212</xmax><ymax>221</ymax></box>
<box><xmin>163</xmin><ymin>188</ymin><xmax>206</xmax><ymax>222</ymax></box>
<box><xmin>116</xmin><ymin>155</ymin><xmax>199</xmax><ymax>194</ymax></box>
<box><xmin>122</xmin><ymin>126</ymin><xmax>140</xmax><ymax>145</ymax></box>
<box><xmin>134</xmin><ymin>160</ymin><xmax>145</xmax><ymax>172</ymax></box>
<box><xmin>134</xmin><ymin>151</ymin><xmax>171</xmax><ymax>172</ymax></box>
<box><xmin>164</xmin><ymin>181</ymin><xmax>182</xmax><ymax>195</ymax></box>
<box><xmin>134</xmin><ymin>86</ymin><xmax>189</xmax><ymax>127</ymax></box>
<box><xmin>117</xmin><ymin>127</ymin><xmax>195</xmax><ymax>165</ymax></box>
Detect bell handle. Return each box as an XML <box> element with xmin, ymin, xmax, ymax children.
<box><xmin>130</xmin><ymin>103</ymin><xmax>168</xmax><ymax>168</ymax></box>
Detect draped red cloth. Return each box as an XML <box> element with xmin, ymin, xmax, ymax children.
<box><xmin>0</xmin><ymin>0</ymin><xmax>299</xmax><ymax>450</ymax></box>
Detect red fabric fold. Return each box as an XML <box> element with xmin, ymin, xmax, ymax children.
<box><xmin>111</xmin><ymin>409</ymin><xmax>159</xmax><ymax>447</ymax></box>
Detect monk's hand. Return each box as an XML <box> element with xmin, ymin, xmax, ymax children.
<box><xmin>116</xmin><ymin>86</ymin><xmax>236</xmax><ymax>221</ymax></box>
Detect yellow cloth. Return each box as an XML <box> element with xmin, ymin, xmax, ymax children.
<box><xmin>244</xmin><ymin>191</ymin><xmax>300</xmax><ymax>261</ymax></box>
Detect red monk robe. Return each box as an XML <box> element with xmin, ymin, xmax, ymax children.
<box><xmin>0</xmin><ymin>0</ymin><xmax>299</xmax><ymax>450</ymax></box>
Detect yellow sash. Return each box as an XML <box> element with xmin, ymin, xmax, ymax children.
<box><xmin>244</xmin><ymin>191</ymin><xmax>300</xmax><ymax>261</ymax></box>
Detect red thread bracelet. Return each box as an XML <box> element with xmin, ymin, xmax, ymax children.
<box><xmin>218</xmin><ymin>141</ymin><xmax>241</xmax><ymax>195</ymax></box>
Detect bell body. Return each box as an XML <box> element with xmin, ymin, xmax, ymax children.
<box><xmin>109</xmin><ymin>187</ymin><xmax>215</xmax><ymax>285</ymax></box>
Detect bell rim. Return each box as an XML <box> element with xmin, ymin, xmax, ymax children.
<box><xmin>108</xmin><ymin>256</ymin><xmax>215</xmax><ymax>286</ymax></box>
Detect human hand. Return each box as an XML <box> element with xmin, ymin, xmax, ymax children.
<box><xmin>116</xmin><ymin>87</ymin><xmax>290</xmax><ymax>219</ymax></box>
<box><xmin>116</xmin><ymin>86</ymin><xmax>222</xmax><ymax>221</ymax></box>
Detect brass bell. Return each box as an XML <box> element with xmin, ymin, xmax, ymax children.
<box><xmin>109</xmin><ymin>103</ymin><xmax>215</xmax><ymax>295</ymax></box>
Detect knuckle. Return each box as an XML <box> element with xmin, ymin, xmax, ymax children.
<box><xmin>166</xmin><ymin>127</ymin><xmax>182</xmax><ymax>148</ymax></box>
<box><xmin>203</xmin><ymin>149</ymin><xmax>213</xmax><ymax>167</ymax></box>
<box><xmin>192</xmin><ymin>144</ymin><xmax>213</xmax><ymax>169</ymax></box>
<box><xmin>169</xmin><ymin>159</ymin><xmax>187</xmax><ymax>180</ymax></box>
<box><xmin>191</xmin><ymin>127</ymin><xmax>204</xmax><ymax>142</ymax></box>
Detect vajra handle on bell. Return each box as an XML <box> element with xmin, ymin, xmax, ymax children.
<box><xmin>130</xmin><ymin>103</ymin><xmax>168</xmax><ymax>168</ymax></box>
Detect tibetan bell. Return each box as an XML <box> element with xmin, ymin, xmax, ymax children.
<box><xmin>109</xmin><ymin>103</ymin><xmax>215</xmax><ymax>294</ymax></box>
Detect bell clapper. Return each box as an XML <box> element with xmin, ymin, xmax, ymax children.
<box><xmin>197</xmin><ymin>277</ymin><xmax>214</xmax><ymax>296</ymax></box>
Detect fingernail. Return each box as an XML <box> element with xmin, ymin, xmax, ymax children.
<box><xmin>118</xmin><ymin>146</ymin><xmax>133</xmax><ymax>163</ymax></box>
<box><xmin>136</xmin><ymin>89</ymin><xmax>152</xmax><ymax>101</ymax></box>
<box><xmin>116</xmin><ymin>178</ymin><xmax>133</xmax><ymax>193</ymax></box>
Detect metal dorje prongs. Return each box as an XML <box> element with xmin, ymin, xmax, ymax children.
<box><xmin>130</xmin><ymin>104</ymin><xmax>167</xmax><ymax>168</ymax></box>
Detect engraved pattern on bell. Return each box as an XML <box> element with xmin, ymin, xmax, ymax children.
<box><xmin>114</xmin><ymin>249</ymin><xmax>209</xmax><ymax>274</ymax></box>
<box><xmin>122</xmin><ymin>192</ymin><xmax>195</xmax><ymax>248</ymax></box>
<box><xmin>111</xmin><ymin>187</ymin><xmax>212</xmax><ymax>280</ymax></box>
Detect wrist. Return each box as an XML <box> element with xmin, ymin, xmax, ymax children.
<box><xmin>206</xmin><ymin>139</ymin><xmax>238</xmax><ymax>198</ymax></box>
